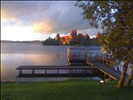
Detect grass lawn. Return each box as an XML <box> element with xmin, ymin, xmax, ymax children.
<box><xmin>1</xmin><ymin>80</ymin><xmax>133</xmax><ymax>100</ymax></box>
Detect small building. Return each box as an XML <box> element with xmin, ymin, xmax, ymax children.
<box><xmin>67</xmin><ymin>47</ymin><xmax>87</xmax><ymax>66</ymax></box>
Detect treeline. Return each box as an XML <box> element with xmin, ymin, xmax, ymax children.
<box><xmin>42</xmin><ymin>38</ymin><xmax>60</xmax><ymax>45</ymax></box>
<box><xmin>42</xmin><ymin>37</ymin><xmax>98</xmax><ymax>46</ymax></box>
<box><xmin>74</xmin><ymin>34</ymin><xmax>90</xmax><ymax>45</ymax></box>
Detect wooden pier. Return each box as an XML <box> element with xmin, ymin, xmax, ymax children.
<box><xmin>91</xmin><ymin>62</ymin><xmax>121</xmax><ymax>80</ymax></box>
<box><xmin>16</xmin><ymin>59</ymin><xmax>126</xmax><ymax>81</ymax></box>
<box><xmin>67</xmin><ymin>47</ymin><xmax>87</xmax><ymax>66</ymax></box>
<box><xmin>16</xmin><ymin>63</ymin><xmax>121</xmax><ymax>81</ymax></box>
<box><xmin>67</xmin><ymin>47</ymin><xmax>104</xmax><ymax>65</ymax></box>
<box><xmin>88</xmin><ymin>56</ymin><xmax>133</xmax><ymax>83</ymax></box>
<box><xmin>16</xmin><ymin>66</ymin><xmax>98</xmax><ymax>78</ymax></box>
<box><xmin>16</xmin><ymin>48</ymin><xmax>133</xmax><ymax>83</ymax></box>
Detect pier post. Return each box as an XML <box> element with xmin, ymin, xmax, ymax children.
<box><xmin>103</xmin><ymin>59</ymin><xmax>104</xmax><ymax>64</ymax></box>
<box><xmin>19</xmin><ymin>70</ymin><xmax>22</xmax><ymax>75</ymax></box>
<box><xmin>99</xmin><ymin>71</ymin><xmax>102</xmax><ymax>78</ymax></box>
<box><xmin>85</xmin><ymin>69</ymin><xmax>86</xmax><ymax>74</ymax></box>
<box><xmin>104</xmin><ymin>73</ymin><xmax>106</xmax><ymax>80</ymax></box>
<box><xmin>57</xmin><ymin>69</ymin><xmax>59</xmax><ymax>75</ymax></box>
<box><xmin>69</xmin><ymin>69</ymin><xmax>71</xmax><ymax>77</ymax></box>
<box><xmin>82</xmin><ymin>69</ymin><xmax>84</xmax><ymax>76</ymax></box>
<box><xmin>32</xmin><ymin>69</ymin><xmax>35</xmax><ymax>75</ymax></box>
<box><xmin>45</xmin><ymin>69</ymin><xmax>47</xmax><ymax>75</ymax></box>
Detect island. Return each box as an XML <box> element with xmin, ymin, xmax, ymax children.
<box><xmin>42</xmin><ymin>29</ymin><xmax>100</xmax><ymax>46</ymax></box>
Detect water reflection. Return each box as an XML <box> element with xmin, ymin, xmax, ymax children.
<box><xmin>56</xmin><ymin>53</ymin><xmax>60</xmax><ymax>58</ymax></box>
<box><xmin>1</xmin><ymin>43</ymin><xmax>102</xmax><ymax>82</ymax></box>
<box><xmin>1</xmin><ymin>53</ymin><xmax>67</xmax><ymax>81</ymax></box>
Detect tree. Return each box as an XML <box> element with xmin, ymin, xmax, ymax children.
<box><xmin>76</xmin><ymin>34</ymin><xmax>83</xmax><ymax>45</ymax></box>
<box><xmin>76</xmin><ymin>1</ymin><xmax>133</xmax><ymax>88</ymax></box>
<box><xmin>76</xmin><ymin>34</ymin><xmax>81</xmax><ymax>44</ymax></box>
<box><xmin>84</xmin><ymin>34</ymin><xmax>90</xmax><ymax>45</ymax></box>
<box><xmin>42</xmin><ymin>37</ymin><xmax>60</xmax><ymax>45</ymax></box>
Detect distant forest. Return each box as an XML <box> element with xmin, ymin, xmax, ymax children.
<box><xmin>42</xmin><ymin>37</ymin><xmax>99</xmax><ymax>46</ymax></box>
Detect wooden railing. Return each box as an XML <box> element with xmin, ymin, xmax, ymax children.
<box><xmin>95</xmin><ymin>56</ymin><xmax>113</xmax><ymax>68</ymax></box>
<box><xmin>16</xmin><ymin>66</ymin><xmax>98</xmax><ymax>77</ymax></box>
<box><xmin>86</xmin><ymin>52</ymin><xmax>104</xmax><ymax>61</ymax></box>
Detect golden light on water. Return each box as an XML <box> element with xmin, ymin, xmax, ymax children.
<box><xmin>28</xmin><ymin>54</ymin><xmax>55</xmax><ymax>64</ymax></box>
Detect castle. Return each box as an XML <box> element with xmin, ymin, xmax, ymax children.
<box><xmin>55</xmin><ymin>29</ymin><xmax>100</xmax><ymax>45</ymax></box>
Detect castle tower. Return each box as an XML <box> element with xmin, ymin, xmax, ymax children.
<box><xmin>55</xmin><ymin>33</ymin><xmax>60</xmax><ymax>41</ymax></box>
<box><xmin>69</xmin><ymin>29</ymin><xmax>77</xmax><ymax>42</ymax></box>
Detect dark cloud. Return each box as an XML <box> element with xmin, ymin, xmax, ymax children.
<box><xmin>1</xmin><ymin>1</ymin><xmax>102</xmax><ymax>35</ymax></box>
<box><xmin>2</xmin><ymin>1</ymin><xmax>51</xmax><ymax>17</ymax></box>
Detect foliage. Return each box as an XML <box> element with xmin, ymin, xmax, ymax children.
<box><xmin>76</xmin><ymin>1</ymin><xmax>133</xmax><ymax>87</ymax></box>
<box><xmin>42</xmin><ymin>35</ymin><xmax>90</xmax><ymax>46</ymax></box>
<box><xmin>75</xmin><ymin>34</ymin><xmax>90</xmax><ymax>45</ymax></box>
<box><xmin>1</xmin><ymin>80</ymin><xmax>133</xmax><ymax>100</ymax></box>
<box><xmin>84</xmin><ymin>34</ymin><xmax>90</xmax><ymax>45</ymax></box>
<box><xmin>76</xmin><ymin>1</ymin><xmax>133</xmax><ymax>61</ymax></box>
<box><xmin>42</xmin><ymin>37</ymin><xmax>60</xmax><ymax>45</ymax></box>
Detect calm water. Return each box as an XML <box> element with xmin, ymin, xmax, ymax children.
<box><xmin>1</xmin><ymin>43</ymin><xmax>102</xmax><ymax>82</ymax></box>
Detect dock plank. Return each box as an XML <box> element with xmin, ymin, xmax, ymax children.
<box><xmin>17</xmin><ymin>73</ymin><xmax>97</xmax><ymax>78</ymax></box>
<box><xmin>16</xmin><ymin>62</ymin><xmax>133</xmax><ymax>83</ymax></box>
<box><xmin>16</xmin><ymin>65</ymin><xmax>98</xmax><ymax>78</ymax></box>
<box><xmin>92</xmin><ymin>62</ymin><xmax>121</xmax><ymax>80</ymax></box>
<box><xmin>90</xmin><ymin>61</ymin><xmax>133</xmax><ymax>83</ymax></box>
<box><xmin>17</xmin><ymin>66</ymin><xmax>98</xmax><ymax>70</ymax></box>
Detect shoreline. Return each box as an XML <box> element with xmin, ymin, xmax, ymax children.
<box><xmin>1</xmin><ymin>77</ymin><xmax>101</xmax><ymax>83</ymax></box>
<box><xmin>1</xmin><ymin>80</ymin><xmax>133</xmax><ymax>100</ymax></box>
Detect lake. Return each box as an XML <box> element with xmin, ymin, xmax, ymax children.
<box><xmin>1</xmin><ymin>43</ymin><xmax>102</xmax><ymax>82</ymax></box>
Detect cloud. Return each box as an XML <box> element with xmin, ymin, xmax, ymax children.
<box><xmin>32</xmin><ymin>21</ymin><xmax>53</xmax><ymax>33</ymax></box>
<box><xmin>1</xmin><ymin>1</ymin><xmax>102</xmax><ymax>36</ymax></box>
<box><xmin>1</xmin><ymin>1</ymin><xmax>50</xmax><ymax>19</ymax></box>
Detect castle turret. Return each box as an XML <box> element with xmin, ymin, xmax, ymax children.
<box><xmin>69</xmin><ymin>29</ymin><xmax>77</xmax><ymax>42</ymax></box>
<box><xmin>55</xmin><ymin>33</ymin><xmax>60</xmax><ymax>41</ymax></box>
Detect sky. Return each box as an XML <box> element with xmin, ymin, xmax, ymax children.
<box><xmin>1</xmin><ymin>1</ymin><xmax>102</xmax><ymax>41</ymax></box>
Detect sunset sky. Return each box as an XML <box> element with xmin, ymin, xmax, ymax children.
<box><xmin>1</xmin><ymin>1</ymin><xmax>102</xmax><ymax>41</ymax></box>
